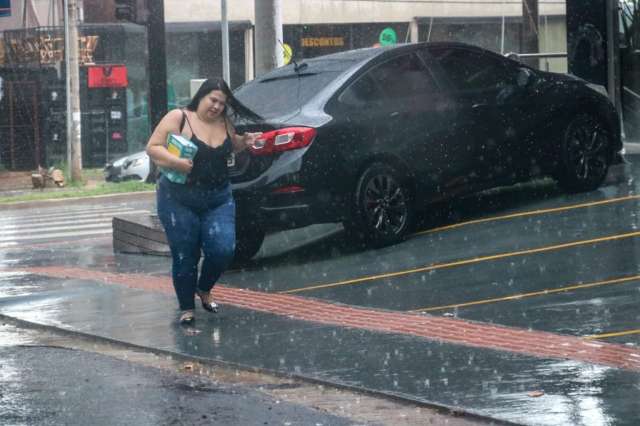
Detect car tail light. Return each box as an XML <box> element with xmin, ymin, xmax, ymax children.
<box><xmin>249</xmin><ymin>127</ymin><xmax>316</xmax><ymax>156</ymax></box>
<box><xmin>272</xmin><ymin>185</ymin><xmax>305</xmax><ymax>194</ymax></box>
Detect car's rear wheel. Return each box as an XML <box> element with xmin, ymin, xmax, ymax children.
<box><xmin>234</xmin><ymin>221</ymin><xmax>265</xmax><ymax>263</ymax></box>
<box><xmin>345</xmin><ymin>162</ymin><xmax>414</xmax><ymax>247</ymax></box>
<box><xmin>556</xmin><ymin>114</ymin><xmax>612</xmax><ymax>192</ymax></box>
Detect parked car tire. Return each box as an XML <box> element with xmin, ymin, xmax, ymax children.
<box><xmin>234</xmin><ymin>221</ymin><xmax>266</xmax><ymax>263</ymax></box>
<box><xmin>345</xmin><ymin>162</ymin><xmax>414</xmax><ymax>247</ymax></box>
<box><xmin>556</xmin><ymin>114</ymin><xmax>612</xmax><ymax>193</ymax></box>
<box><xmin>146</xmin><ymin>160</ymin><xmax>159</xmax><ymax>184</ymax></box>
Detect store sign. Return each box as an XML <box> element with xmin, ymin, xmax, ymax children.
<box><xmin>88</xmin><ymin>65</ymin><xmax>128</xmax><ymax>88</ymax></box>
<box><xmin>283</xmin><ymin>43</ymin><xmax>292</xmax><ymax>65</ymax></box>
<box><xmin>301</xmin><ymin>37</ymin><xmax>344</xmax><ymax>48</ymax></box>
<box><xmin>3</xmin><ymin>33</ymin><xmax>98</xmax><ymax>65</ymax></box>
<box><xmin>379</xmin><ymin>28</ymin><xmax>397</xmax><ymax>46</ymax></box>
<box><xmin>0</xmin><ymin>0</ymin><xmax>11</xmax><ymax>18</ymax></box>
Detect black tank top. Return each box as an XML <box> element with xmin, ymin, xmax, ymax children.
<box><xmin>182</xmin><ymin>111</ymin><xmax>233</xmax><ymax>188</ymax></box>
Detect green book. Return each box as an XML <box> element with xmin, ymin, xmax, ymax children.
<box><xmin>160</xmin><ymin>134</ymin><xmax>198</xmax><ymax>184</ymax></box>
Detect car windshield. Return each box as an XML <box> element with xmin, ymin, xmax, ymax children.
<box><xmin>233</xmin><ymin>59</ymin><xmax>357</xmax><ymax>118</ymax></box>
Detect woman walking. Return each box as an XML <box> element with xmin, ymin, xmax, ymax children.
<box><xmin>146</xmin><ymin>78</ymin><xmax>261</xmax><ymax>325</ymax></box>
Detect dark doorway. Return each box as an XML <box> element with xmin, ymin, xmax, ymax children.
<box><xmin>0</xmin><ymin>80</ymin><xmax>42</xmax><ymax>171</ymax></box>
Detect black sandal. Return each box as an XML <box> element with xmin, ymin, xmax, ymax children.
<box><xmin>196</xmin><ymin>290</ymin><xmax>219</xmax><ymax>313</ymax></box>
<box><xmin>179</xmin><ymin>310</ymin><xmax>195</xmax><ymax>325</ymax></box>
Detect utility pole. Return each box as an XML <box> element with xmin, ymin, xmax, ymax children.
<box><xmin>221</xmin><ymin>0</ymin><xmax>230</xmax><ymax>85</ymax></box>
<box><xmin>64</xmin><ymin>0</ymin><xmax>83</xmax><ymax>181</ymax></box>
<box><xmin>254</xmin><ymin>0</ymin><xmax>283</xmax><ymax>77</ymax></box>
<box><xmin>147</xmin><ymin>0</ymin><xmax>168</xmax><ymax>130</ymax></box>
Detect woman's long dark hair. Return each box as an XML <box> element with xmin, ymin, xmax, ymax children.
<box><xmin>186</xmin><ymin>77</ymin><xmax>261</xmax><ymax>122</ymax></box>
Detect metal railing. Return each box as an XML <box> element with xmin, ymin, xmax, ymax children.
<box><xmin>505</xmin><ymin>52</ymin><xmax>568</xmax><ymax>72</ymax></box>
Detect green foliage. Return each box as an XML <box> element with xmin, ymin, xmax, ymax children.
<box><xmin>621</xmin><ymin>1</ymin><xmax>640</xmax><ymax>49</ymax></box>
<box><xmin>0</xmin><ymin>180</ymin><xmax>155</xmax><ymax>204</ymax></box>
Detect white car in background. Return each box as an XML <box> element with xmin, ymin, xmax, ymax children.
<box><xmin>104</xmin><ymin>150</ymin><xmax>152</xmax><ymax>183</ymax></box>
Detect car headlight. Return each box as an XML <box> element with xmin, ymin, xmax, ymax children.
<box><xmin>130</xmin><ymin>158</ymin><xmax>144</xmax><ymax>167</ymax></box>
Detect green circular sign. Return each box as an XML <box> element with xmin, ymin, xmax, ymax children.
<box><xmin>379</xmin><ymin>27</ymin><xmax>397</xmax><ymax>46</ymax></box>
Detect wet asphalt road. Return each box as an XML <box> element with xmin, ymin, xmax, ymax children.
<box><xmin>2</xmin><ymin>155</ymin><xmax>640</xmax><ymax>425</ymax></box>
<box><xmin>0</xmin><ymin>321</ymin><xmax>357</xmax><ymax>426</ymax></box>
<box><xmin>4</xmin><ymin>159</ymin><xmax>640</xmax><ymax>349</ymax></box>
<box><xmin>7</xmin><ymin>173</ymin><xmax>640</xmax><ymax>347</ymax></box>
<box><xmin>0</xmin><ymin>345</ymin><xmax>356</xmax><ymax>426</ymax></box>
<box><xmin>225</xmin><ymin>159</ymin><xmax>640</xmax><ymax>347</ymax></box>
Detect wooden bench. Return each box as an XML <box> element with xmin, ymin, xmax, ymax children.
<box><xmin>112</xmin><ymin>214</ymin><xmax>170</xmax><ymax>256</ymax></box>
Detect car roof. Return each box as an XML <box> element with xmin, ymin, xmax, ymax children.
<box><xmin>260</xmin><ymin>41</ymin><xmax>493</xmax><ymax>77</ymax></box>
<box><xmin>235</xmin><ymin>41</ymin><xmax>500</xmax><ymax>122</ymax></box>
<box><xmin>299</xmin><ymin>41</ymin><xmax>487</xmax><ymax>61</ymax></box>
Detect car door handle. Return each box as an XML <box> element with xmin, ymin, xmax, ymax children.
<box><xmin>389</xmin><ymin>111</ymin><xmax>400</xmax><ymax>117</ymax></box>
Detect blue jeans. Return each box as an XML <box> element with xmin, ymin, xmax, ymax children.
<box><xmin>156</xmin><ymin>176</ymin><xmax>236</xmax><ymax>311</ymax></box>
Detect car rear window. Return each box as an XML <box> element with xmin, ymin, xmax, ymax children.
<box><xmin>234</xmin><ymin>60</ymin><xmax>357</xmax><ymax>118</ymax></box>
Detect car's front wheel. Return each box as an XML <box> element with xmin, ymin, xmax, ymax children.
<box><xmin>555</xmin><ymin>114</ymin><xmax>612</xmax><ymax>192</ymax></box>
<box><xmin>145</xmin><ymin>160</ymin><xmax>159</xmax><ymax>184</ymax></box>
<box><xmin>345</xmin><ymin>162</ymin><xmax>414</xmax><ymax>247</ymax></box>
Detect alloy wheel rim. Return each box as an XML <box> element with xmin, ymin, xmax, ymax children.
<box><xmin>567</xmin><ymin>119</ymin><xmax>609</xmax><ymax>182</ymax></box>
<box><xmin>363</xmin><ymin>173</ymin><xmax>408</xmax><ymax>235</ymax></box>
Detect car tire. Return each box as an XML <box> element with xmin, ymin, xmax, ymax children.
<box><xmin>345</xmin><ymin>162</ymin><xmax>414</xmax><ymax>247</ymax></box>
<box><xmin>555</xmin><ymin>114</ymin><xmax>612</xmax><ymax>193</ymax></box>
<box><xmin>234</xmin><ymin>221</ymin><xmax>265</xmax><ymax>263</ymax></box>
<box><xmin>146</xmin><ymin>161</ymin><xmax>159</xmax><ymax>184</ymax></box>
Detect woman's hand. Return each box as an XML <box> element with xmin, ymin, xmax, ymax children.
<box><xmin>242</xmin><ymin>132</ymin><xmax>263</xmax><ymax>149</ymax></box>
<box><xmin>173</xmin><ymin>158</ymin><xmax>193</xmax><ymax>174</ymax></box>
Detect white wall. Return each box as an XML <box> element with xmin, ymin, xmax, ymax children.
<box><xmin>0</xmin><ymin>0</ymin><xmax>63</xmax><ymax>31</ymax></box>
<box><xmin>165</xmin><ymin>0</ymin><xmax>566</xmax><ymax>24</ymax></box>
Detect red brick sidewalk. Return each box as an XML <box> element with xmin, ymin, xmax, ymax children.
<box><xmin>15</xmin><ymin>265</ymin><xmax>640</xmax><ymax>372</ymax></box>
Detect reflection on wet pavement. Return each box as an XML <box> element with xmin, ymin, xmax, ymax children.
<box><xmin>2</xmin><ymin>157</ymin><xmax>640</xmax><ymax>424</ymax></box>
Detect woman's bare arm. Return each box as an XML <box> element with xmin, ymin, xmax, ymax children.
<box><xmin>145</xmin><ymin>109</ymin><xmax>193</xmax><ymax>174</ymax></box>
<box><xmin>227</xmin><ymin>119</ymin><xmax>262</xmax><ymax>153</ymax></box>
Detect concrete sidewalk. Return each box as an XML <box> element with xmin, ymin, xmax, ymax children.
<box><xmin>1</xmin><ymin>236</ymin><xmax>639</xmax><ymax>425</ymax></box>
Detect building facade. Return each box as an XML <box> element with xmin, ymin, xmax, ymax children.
<box><xmin>0</xmin><ymin>0</ymin><xmax>634</xmax><ymax>171</ymax></box>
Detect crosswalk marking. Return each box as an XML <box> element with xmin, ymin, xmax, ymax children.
<box><xmin>0</xmin><ymin>207</ymin><xmax>144</xmax><ymax>224</ymax></box>
<box><xmin>0</xmin><ymin>229</ymin><xmax>113</xmax><ymax>243</ymax></box>
<box><xmin>0</xmin><ymin>223</ymin><xmax>113</xmax><ymax>239</ymax></box>
<box><xmin>0</xmin><ymin>205</ymin><xmax>151</xmax><ymax>247</ymax></box>
<box><xmin>0</xmin><ymin>210</ymin><xmax>149</xmax><ymax>230</ymax></box>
